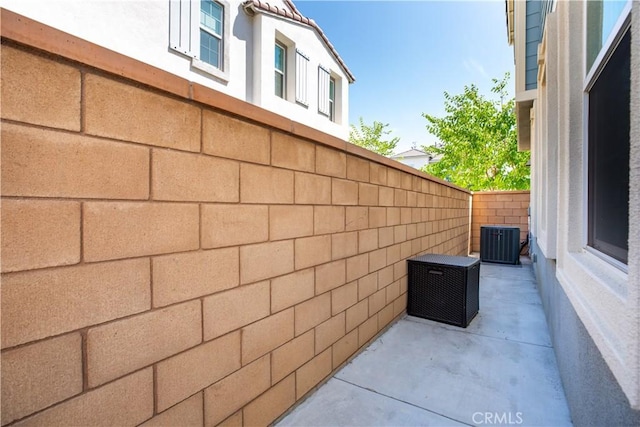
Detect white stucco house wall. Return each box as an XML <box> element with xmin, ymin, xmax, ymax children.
<box><xmin>2</xmin><ymin>0</ymin><xmax>355</xmax><ymax>139</ymax></box>
<box><xmin>507</xmin><ymin>0</ymin><xmax>639</xmax><ymax>425</ymax></box>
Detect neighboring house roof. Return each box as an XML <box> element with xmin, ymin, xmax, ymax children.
<box><xmin>391</xmin><ymin>149</ymin><xmax>430</xmax><ymax>159</ymax></box>
<box><xmin>243</xmin><ymin>0</ymin><xmax>356</xmax><ymax>83</ymax></box>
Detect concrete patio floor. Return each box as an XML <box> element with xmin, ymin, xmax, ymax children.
<box><xmin>277</xmin><ymin>257</ymin><xmax>573</xmax><ymax>426</ymax></box>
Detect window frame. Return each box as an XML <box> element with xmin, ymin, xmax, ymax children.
<box><xmin>328</xmin><ymin>77</ymin><xmax>335</xmax><ymax>121</ymax></box>
<box><xmin>582</xmin><ymin>0</ymin><xmax>631</xmax><ymax>270</ymax></box>
<box><xmin>584</xmin><ymin>0</ymin><xmax>632</xmax><ymax>84</ymax></box>
<box><xmin>199</xmin><ymin>0</ymin><xmax>223</xmax><ymax>69</ymax></box>
<box><xmin>169</xmin><ymin>0</ymin><xmax>230</xmax><ymax>81</ymax></box>
<box><xmin>274</xmin><ymin>41</ymin><xmax>287</xmax><ymax>99</ymax></box>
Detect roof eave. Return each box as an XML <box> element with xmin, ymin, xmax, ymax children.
<box><xmin>506</xmin><ymin>0</ymin><xmax>515</xmax><ymax>45</ymax></box>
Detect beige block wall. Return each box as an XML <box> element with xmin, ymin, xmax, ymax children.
<box><xmin>471</xmin><ymin>191</ymin><xmax>530</xmax><ymax>253</ymax></box>
<box><xmin>0</xmin><ymin>11</ymin><xmax>471</xmax><ymax>427</ymax></box>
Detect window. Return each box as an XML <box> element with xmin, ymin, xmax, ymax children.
<box><xmin>275</xmin><ymin>42</ymin><xmax>286</xmax><ymax>98</ymax></box>
<box><xmin>329</xmin><ymin>77</ymin><xmax>336</xmax><ymax>121</ymax></box>
<box><xmin>200</xmin><ymin>0</ymin><xmax>222</xmax><ymax>68</ymax></box>
<box><xmin>585</xmin><ymin>1</ymin><xmax>631</xmax><ymax>265</ymax></box>
<box><xmin>586</xmin><ymin>0</ymin><xmax>628</xmax><ymax>70</ymax></box>
<box><xmin>169</xmin><ymin>0</ymin><xmax>229</xmax><ymax>80</ymax></box>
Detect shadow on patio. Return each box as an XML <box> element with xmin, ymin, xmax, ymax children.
<box><xmin>277</xmin><ymin>257</ymin><xmax>572</xmax><ymax>426</ymax></box>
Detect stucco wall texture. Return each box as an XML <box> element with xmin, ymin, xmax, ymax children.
<box><xmin>532</xmin><ymin>239</ymin><xmax>640</xmax><ymax>426</ymax></box>
<box><xmin>470</xmin><ymin>191</ymin><xmax>530</xmax><ymax>253</ymax></box>
<box><xmin>0</xmin><ymin>13</ymin><xmax>471</xmax><ymax>427</ymax></box>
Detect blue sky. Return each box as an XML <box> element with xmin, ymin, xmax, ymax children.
<box><xmin>294</xmin><ymin>0</ymin><xmax>515</xmax><ymax>154</ymax></box>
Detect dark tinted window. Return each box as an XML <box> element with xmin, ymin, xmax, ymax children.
<box><xmin>588</xmin><ymin>29</ymin><xmax>630</xmax><ymax>264</ymax></box>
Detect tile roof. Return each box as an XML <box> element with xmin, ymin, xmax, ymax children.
<box><xmin>243</xmin><ymin>0</ymin><xmax>355</xmax><ymax>83</ymax></box>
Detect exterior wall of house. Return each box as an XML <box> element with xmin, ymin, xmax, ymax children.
<box><xmin>252</xmin><ymin>12</ymin><xmax>350</xmax><ymax>139</ymax></box>
<box><xmin>470</xmin><ymin>191</ymin><xmax>529</xmax><ymax>253</ymax></box>
<box><xmin>532</xmin><ymin>6</ymin><xmax>558</xmax><ymax>261</ymax></box>
<box><xmin>510</xmin><ymin>0</ymin><xmax>537</xmax><ymax>151</ymax></box>
<box><xmin>514</xmin><ymin>0</ymin><xmax>640</xmax><ymax>420</ymax></box>
<box><xmin>513</xmin><ymin>0</ymin><xmax>536</xmax><ymax>99</ymax></box>
<box><xmin>0</xmin><ymin>13</ymin><xmax>470</xmax><ymax>426</ymax></box>
<box><xmin>0</xmin><ymin>0</ymin><xmax>349</xmax><ymax>139</ymax></box>
<box><xmin>531</xmin><ymin>238</ymin><xmax>640</xmax><ymax>426</ymax></box>
<box><xmin>0</xmin><ymin>0</ymin><xmax>253</xmax><ymax>99</ymax></box>
<box><xmin>524</xmin><ymin>0</ymin><xmax>541</xmax><ymax>90</ymax></box>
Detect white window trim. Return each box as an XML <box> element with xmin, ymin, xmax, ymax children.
<box><xmin>169</xmin><ymin>0</ymin><xmax>230</xmax><ymax>82</ymax></box>
<box><xmin>581</xmin><ymin>2</ymin><xmax>631</xmax><ymax>269</ymax></box>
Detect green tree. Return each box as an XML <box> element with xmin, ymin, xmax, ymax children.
<box><xmin>349</xmin><ymin>117</ymin><xmax>399</xmax><ymax>157</ymax></box>
<box><xmin>421</xmin><ymin>74</ymin><xmax>530</xmax><ymax>191</ymax></box>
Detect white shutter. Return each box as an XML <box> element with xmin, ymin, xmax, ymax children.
<box><xmin>169</xmin><ymin>0</ymin><xmax>197</xmax><ymax>56</ymax></box>
<box><xmin>295</xmin><ymin>50</ymin><xmax>309</xmax><ymax>105</ymax></box>
<box><xmin>318</xmin><ymin>65</ymin><xmax>330</xmax><ymax>116</ymax></box>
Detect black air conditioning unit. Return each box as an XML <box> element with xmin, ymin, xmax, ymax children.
<box><xmin>407</xmin><ymin>254</ymin><xmax>480</xmax><ymax>328</ymax></box>
<box><xmin>480</xmin><ymin>226</ymin><xmax>520</xmax><ymax>265</ymax></box>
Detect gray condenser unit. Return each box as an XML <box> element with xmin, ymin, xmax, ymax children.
<box><xmin>480</xmin><ymin>226</ymin><xmax>520</xmax><ymax>264</ymax></box>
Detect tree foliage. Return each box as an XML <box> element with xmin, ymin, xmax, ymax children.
<box><xmin>421</xmin><ymin>74</ymin><xmax>530</xmax><ymax>191</ymax></box>
<box><xmin>349</xmin><ymin>117</ymin><xmax>399</xmax><ymax>157</ymax></box>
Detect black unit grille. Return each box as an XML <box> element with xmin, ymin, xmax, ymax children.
<box><xmin>407</xmin><ymin>254</ymin><xmax>480</xmax><ymax>328</ymax></box>
<box><xmin>480</xmin><ymin>226</ymin><xmax>521</xmax><ymax>265</ymax></box>
<box><xmin>465</xmin><ymin>264</ymin><xmax>480</xmax><ymax>325</ymax></box>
